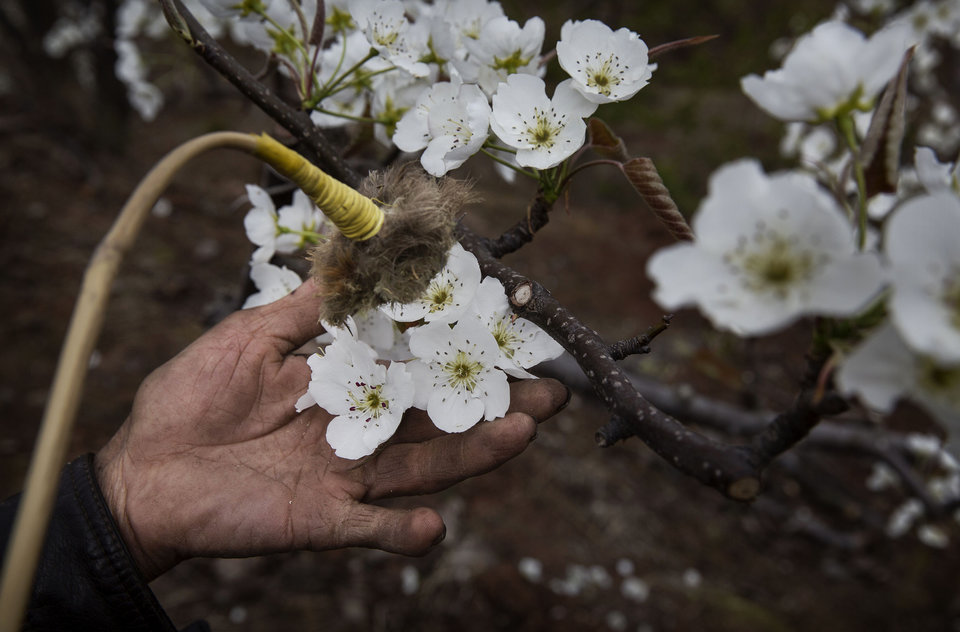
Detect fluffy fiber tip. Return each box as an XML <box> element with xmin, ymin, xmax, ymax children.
<box><xmin>309</xmin><ymin>164</ymin><xmax>474</xmax><ymax>325</ymax></box>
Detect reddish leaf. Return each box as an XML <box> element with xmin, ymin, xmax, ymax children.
<box><xmin>587</xmin><ymin>118</ymin><xmax>629</xmax><ymax>162</ymax></box>
<box><xmin>622</xmin><ymin>158</ymin><xmax>694</xmax><ymax>242</ymax></box>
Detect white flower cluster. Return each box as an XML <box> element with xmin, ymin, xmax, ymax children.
<box><xmin>291</xmin><ymin>243</ymin><xmax>564</xmax><ymax>458</ymax></box>
<box><xmin>648</xmin><ymin>13</ymin><xmax>960</xmax><ymax>449</ymax></box>
<box><xmin>238</xmin><ymin>187</ymin><xmax>564</xmax><ymax>458</ymax></box>
<box><xmin>134</xmin><ymin>0</ymin><xmax>656</xmax><ymax>177</ymax></box>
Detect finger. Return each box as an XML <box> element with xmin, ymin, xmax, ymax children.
<box><xmin>321</xmin><ymin>504</ymin><xmax>445</xmax><ymax>556</ymax></box>
<box><xmin>364</xmin><ymin>412</ymin><xmax>538</xmax><ymax>500</ymax></box>
<box><xmin>251</xmin><ymin>277</ymin><xmax>326</xmax><ymax>354</ymax></box>
<box><xmin>391</xmin><ymin>378</ymin><xmax>570</xmax><ymax>444</ymax></box>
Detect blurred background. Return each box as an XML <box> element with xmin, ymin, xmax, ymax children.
<box><xmin>2</xmin><ymin>0</ymin><xmax>959</xmax><ymax>629</ymax></box>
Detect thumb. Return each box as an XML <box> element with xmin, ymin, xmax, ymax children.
<box><xmin>320</xmin><ymin>504</ymin><xmax>446</xmax><ymax>556</ymax></box>
<box><xmin>254</xmin><ymin>277</ymin><xmax>326</xmax><ymax>354</ymax></box>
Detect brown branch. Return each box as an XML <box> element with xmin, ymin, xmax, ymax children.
<box><xmin>485</xmin><ymin>192</ymin><xmax>554</xmax><ymax>258</ymax></box>
<box><xmin>462</xmin><ymin>231</ymin><xmax>762</xmax><ymax>501</ymax></box>
<box><xmin>608</xmin><ymin>315</ymin><xmax>672</xmax><ymax>360</ymax></box>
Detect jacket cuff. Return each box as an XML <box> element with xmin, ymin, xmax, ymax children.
<box><xmin>1</xmin><ymin>454</ymin><xmax>178</xmax><ymax>631</ymax></box>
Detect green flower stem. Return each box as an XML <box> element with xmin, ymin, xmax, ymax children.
<box><xmin>837</xmin><ymin>113</ymin><xmax>868</xmax><ymax>250</ymax></box>
<box><xmin>313</xmin><ymin>108</ymin><xmax>381</xmax><ymax>125</ymax></box>
<box><xmin>558</xmin><ymin>159</ymin><xmax>622</xmax><ymax>190</ymax></box>
<box><xmin>481</xmin><ymin>142</ymin><xmax>518</xmax><ymax>155</ymax></box>
<box><xmin>322</xmin><ymin>49</ymin><xmax>379</xmax><ymax>96</ymax></box>
<box><xmin>480</xmin><ymin>148</ymin><xmax>538</xmax><ymax>180</ymax></box>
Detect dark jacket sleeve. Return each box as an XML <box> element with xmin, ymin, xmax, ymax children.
<box><xmin>0</xmin><ymin>454</ymin><xmax>209</xmax><ymax>632</ymax></box>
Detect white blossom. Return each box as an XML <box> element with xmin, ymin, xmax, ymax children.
<box><xmin>469</xmin><ymin>277</ymin><xmax>564</xmax><ymax>378</ymax></box>
<box><xmin>350</xmin><ymin>0</ymin><xmax>430</xmax><ymax>77</ymax></box>
<box><xmin>884</xmin><ymin>192</ymin><xmax>960</xmax><ymax>364</ymax></box>
<box><xmin>556</xmin><ymin>19</ymin><xmax>654</xmax><ymax>105</ymax></box>
<box><xmin>394</xmin><ymin>81</ymin><xmax>490</xmax><ymax>176</ymax></box>
<box><xmin>646</xmin><ymin>159</ymin><xmax>884</xmax><ymax>336</ymax></box>
<box><xmin>242</xmin><ymin>262</ymin><xmax>303</xmax><ymax>308</ymax></box>
<box><xmin>836</xmin><ymin>323</ymin><xmax>960</xmax><ymax>443</ymax></box>
<box><xmin>303</xmin><ymin>334</ymin><xmax>414</xmax><ymax>459</ymax></box>
<box><xmin>381</xmin><ymin>242</ymin><xmax>481</xmax><ymax>323</ymax></box>
<box><xmin>462</xmin><ymin>15</ymin><xmax>544</xmax><ymax>95</ymax></box>
<box><xmin>407</xmin><ymin>318</ymin><xmax>509</xmax><ymax>432</ymax></box>
<box><xmin>741</xmin><ymin>20</ymin><xmax>912</xmax><ymax>122</ymax></box>
<box><xmin>490</xmin><ymin>74</ymin><xmax>597</xmax><ymax>169</ymax></box>
<box><xmin>914</xmin><ymin>146</ymin><xmax>959</xmax><ymax>194</ymax></box>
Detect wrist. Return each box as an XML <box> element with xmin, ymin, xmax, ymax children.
<box><xmin>94</xmin><ymin>428</ymin><xmax>172</xmax><ymax>582</ymax></box>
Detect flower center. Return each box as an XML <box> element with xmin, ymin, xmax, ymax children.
<box><xmin>425</xmin><ymin>278</ymin><xmax>455</xmax><ymax>312</ymax></box>
<box><xmin>725</xmin><ymin>223</ymin><xmax>822</xmax><ymax>299</ymax></box>
<box><xmin>584</xmin><ymin>54</ymin><xmax>623</xmax><ymax>96</ymax></box>
<box><xmin>348</xmin><ymin>382</ymin><xmax>389</xmax><ymax>421</ymax></box>
<box><xmin>442</xmin><ymin>350</ymin><xmax>483</xmax><ymax>391</ymax></box>
<box><xmin>492</xmin><ymin>49</ymin><xmax>532</xmax><ymax>74</ymax></box>
<box><xmin>492</xmin><ymin>319</ymin><xmax>519</xmax><ymax>359</ymax></box>
<box><xmin>524</xmin><ymin>108</ymin><xmax>561</xmax><ymax>149</ymax></box>
<box><xmin>918</xmin><ymin>358</ymin><xmax>960</xmax><ymax>406</ymax></box>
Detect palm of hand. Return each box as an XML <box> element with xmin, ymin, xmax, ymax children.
<box><xmin>96</xmin><ymin>280</ymin><xmax>568</xmax><ymax>580</ymax></box>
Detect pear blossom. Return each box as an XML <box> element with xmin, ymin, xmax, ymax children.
<box><xmin>302</xmin><ymin>334</ymin><xmax>414</xmax><ymax>459</ymax></box>
<box><xmin>470</xmin><ymin>277</ymin><xmax>564</xmax><ymax>378</ymax></box>
<box><xmin>836</xmin><ymin>323</ymin><xmax>960</xmax><ymax>444</ymax></box>
<box><xmin>646</xmin><ymin>159</ymin><xmax>884</xmax><ymax>336</ymax></box>
<box><xmin>309</xmin><ymin>31</ymin><xmax>380</xmax><ymax>127</ymax></box>
<box><xmin>884</xmin><ymin>192</ymin><xmax>960</xmax><ymax>363</ymax></box>
<box><xmin>442</xmin><ymin>0</ymin><xmax>504</xmax><ymax>44</ymax></box>
<box><xmin>407</xmin><ymin>318</ymin><xmax>509</xmax><ymax>432</ymax></box>
<box><xmin>242</xmin><ymin>262</ymin><xmax>303</xmax><ymax>308</ymax></box>
<box><xmin>381</xmin><ymin>242</ymin><xmax>482</xmax><ymax>323</ymax></box>
<box><xmin>914</xmin><ymin>146</ymin><xmax>959</xmax><ymax>194</ymax></box>
<box><xmin>490</xmin><ymin>75</ymin><xmax>597</xmax><ymax>169</ymax></box>
<box><xmin>350</xmin><ymin>0</ymin><xmax>430</xmax><ymax>77</ymax></box>
<box><xmin>393</xmin><ymin>81</ymin><xmax>491</xmax><ymax>176</ymax></box>
<box><xmin>370</xmin><ymin>71</ymin><xmax>431</xmax><ymax>147</ymax></box>
<box><xmin>243</xmin><ymin>186</ymin><xmax>330</xmax><ymax>263</ymax></box>
<box><xmin>319</xmin><ymin>311</ymin><xmax>412</xmax><ymax>360</ymax></box>
<box><xmin>556</xmin><ymin>19</ymin><xmax>655</xmax><ymax>105</ymax></box>
<box><xmin>462</xmin><ymin>16</ymin><xmax>544</xmax><ymax>95</ymax></box>
<box><xmin>741</xmin><ymin>20</ymin><xmax>912</xmax><ymax>122</ymax></box>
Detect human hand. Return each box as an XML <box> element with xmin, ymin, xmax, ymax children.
<box><xmin>94</xmin><ymin>279</ymin><xmax>569</xmax><ymax>581</ymax></box>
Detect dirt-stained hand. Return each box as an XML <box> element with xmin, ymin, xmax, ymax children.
<box><xmin>94</xmin><ymin>279</ymin><xmax>569</xmax><ymax>581</ymax></box>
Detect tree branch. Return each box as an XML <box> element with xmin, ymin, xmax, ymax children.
<box><xmin>162</xmin><ymin>0</ymin><xmax>361</xmax><ymax>187</ymax></box>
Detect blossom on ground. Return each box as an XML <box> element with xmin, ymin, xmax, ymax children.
<box><xmin>407</xmin><ymin>317</ymin><xmax>509</xmax><ymax>432</ymax></box>
<box><xmin>884</xmin><ymin>192</ymin><xmax>960</xmax><ymax>363</ymax></box>
<box><xmin>301</xmin><ymin>334</ymin><xmax>414</xmax><ymax>459</ymax></box>
<box><xmin>646</xmin><ymin>159</ymin><xmax>884</xmax><ymax>336</ymax></box>
<box><xmin>393</xmin><ymin>81</ymin><xmax>491</xmax><ymax>176</ymax></box>
<box><xmin>381</xmin><ymin>242</ymin><xmax>482</xmax><ymax>323</ymax></box>
<box><xmin>462</xmin><ymin>15</ymin><xmax>545</xmax><ymax>95</ymax></box>
<box><xmin>556</xmin><ymin>19</ymin><xmax>654</xmax><ymax>105</ymax></box>
<box><xmin>469</xmin><ymin>277</ymin><xmax>564</xmax><ymax>377</ymax></box>
<box><xmin>836</xmin><ymin>323</ymin><xmax>960</xmax><ymax>445</ymax></box>
<box><xmin>490</xmin><ymin>74</ymin><xmax>597</xmax><ymax>169</ymax></box>
<box><xmin>741</xmin><ymin>20</ymin><xmax>911</xmax><ymax>122</ymax></box>
<box><xmin>242</xmin><ymin>262</ymin><xmax>303</xmax><ymax>308</ymax></box>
